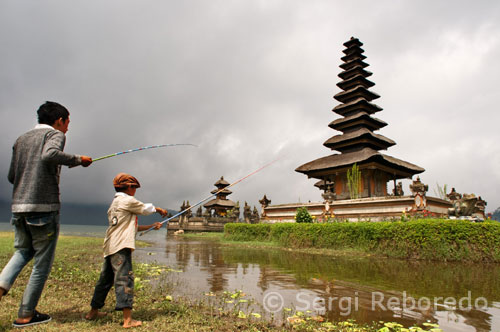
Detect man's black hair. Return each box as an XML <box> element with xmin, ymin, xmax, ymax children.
<box><xmin>37</xmin><ymin>101</ymin><xmax>70</xmax><ymax>125</ymax></box>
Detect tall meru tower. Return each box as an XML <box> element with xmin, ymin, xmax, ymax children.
<box><xmin>295</xmin><ymin>37</ymin><xmax>424</xmax><ymax>200</ymax></box>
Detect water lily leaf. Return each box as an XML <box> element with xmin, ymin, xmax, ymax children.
<box><xmin>423</xmin><ymin>323</ymin><xmax>439</xmax><ymax>328</ymax></box>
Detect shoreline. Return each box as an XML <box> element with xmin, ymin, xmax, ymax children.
<box><xmin>0</xmin><ymin>232</ymin><xmax>442</xmax><ymax>331</ymax></box>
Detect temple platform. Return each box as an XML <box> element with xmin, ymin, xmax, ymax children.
<box><xmin>261</xmin><ymin>196</ymin><xmax>452</xmax><ymax>223</ymax></box>
<box><xmin>167</xmin><ymin>216</ymin><xmax>236</xmax><ymax>232</ymax></box>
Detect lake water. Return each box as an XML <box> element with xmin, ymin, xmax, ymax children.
<box><xmin>0</xmin><ymin>222</ymin><xmax>499</xmax><ymax>331</ymax></box>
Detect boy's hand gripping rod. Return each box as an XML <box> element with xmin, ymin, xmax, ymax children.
<box><xmin>139</xmin><ymin>156</ymin><xmax>283</xmax><ymax>236</ymax></box>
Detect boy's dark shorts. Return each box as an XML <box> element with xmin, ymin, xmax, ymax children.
<box><xmin>90</xmin><ymin>248</ymin><xmax>134</xmax><ymax>310</ymax></box>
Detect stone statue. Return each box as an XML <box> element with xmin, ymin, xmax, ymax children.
<box><xmin>409</xmin><ymin>177</ymin><xmax>428</xmax><ymax>197</ymax></box>
<box><xmin>243</xmin><ymin>202</ymin><xmax>251</xmax><ymax>223</ymax></box>
<box><xmin>393</xmin><ymin>182</ymin><xmax>404</xmax><ymax>196</ymax></box>
<box><xmin>448</xmin><ymin>192</ymin><xmax>487</xmax><ymax>220</ymax></box>
<box><xmin>185</xmin><ymin>200</ymin><xmax>192</xmax><ymax>218</ymax></box>
<box><xmin>233</xmin><ymin>201</ymin><xmax>240</xmax><ymax>221</ymax></box>
<box><xmin>259</xmin><ymin>195</ymin><xmax>271</xmax><ymax>217</ymax></box>
<box><xmin>447</xmin><ymin>188</ymin><xmax>462</xmax><ymax>201</ymax></box>
<box><xmin>251</xmin><ymin>206</ymin><xmax>260</xmax><ymax>223</ymax></box>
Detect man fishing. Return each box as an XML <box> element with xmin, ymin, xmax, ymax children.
<box><xmin>0</xmin><ymin>101</ymin><xmax>92</xmax><ymax>328</ymax></box>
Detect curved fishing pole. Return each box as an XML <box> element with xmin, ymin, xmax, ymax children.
<box><xmin>93</xmin><ymin>144</ymin><xmax>198</xmax><ymax>162</ymax></box>
<box><xmin>70</xmin><ymin>144</ymin><xmax>197</xmax><ymax>168</ymax></box>
<box><xmin>139</xmin><ymin>156</ymin><xmax>284</xmax><ymax>236</ymax></box>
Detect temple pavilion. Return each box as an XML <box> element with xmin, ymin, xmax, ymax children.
<box><xmin>203</xmin><ymin>176</ymin><xmax>236</xmax><ymax>216</ymax></box>
<box><xmin>296</xmin><ymin>37</ymin><xmax>424</xmax><ymax>199</ymax></box>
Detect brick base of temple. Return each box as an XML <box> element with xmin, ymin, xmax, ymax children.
<box><xmin>261</xmin><ymin>196</ymin><xmax>452</xmax><ymax>223</ymax></box>
<box><xmin>167</xmin><ymin>216</ymin><xmax>238</xmax><ymax>232</ymax></box>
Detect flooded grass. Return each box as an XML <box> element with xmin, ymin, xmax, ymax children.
<box><xmin>0</xmin><ymin>232</ymin><xmax>434</xmax><ymax>332</ymax></box>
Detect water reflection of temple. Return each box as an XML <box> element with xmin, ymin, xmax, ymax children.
<box><xmin>154</xmin><ymin>235</ymin><xmax>498</xmax><ymax>331</ymax></box>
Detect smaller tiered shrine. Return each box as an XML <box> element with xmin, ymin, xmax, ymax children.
<box><xmin>203</xmin><ymin>176</ymin><xmax>236</xmax><ymax>217</ymax></box>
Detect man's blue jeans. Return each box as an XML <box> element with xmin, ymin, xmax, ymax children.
<box><xmin>0</xmin><ymin>212</ymin><xmax>59</xmax><ymax>318</ymax></box>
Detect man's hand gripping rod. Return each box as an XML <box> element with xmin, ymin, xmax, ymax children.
<box><xmin>139</xmin><ymin>156</ymin><xmax>283</xmax><ymax>236</ymax></box>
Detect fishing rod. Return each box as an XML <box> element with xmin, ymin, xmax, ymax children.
<box><xmin>70</xmin><ymin>144</ymin><xmax>197</xmax><ymax>167</ymax></box>
<box><xmin>139</xmin><ymin>156</ymin><xmax>283</xmax><ymax>236</ymax></box>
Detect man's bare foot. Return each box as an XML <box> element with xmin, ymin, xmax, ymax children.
<box><xmin>123</xmin><ymin>319</ymin><xmax>142</xmax><ymax>328</ymax></box>
<box><xmin>85</xmin><ymin>308</ymin><xmax>107</xmax><ymax>320</ymax></box>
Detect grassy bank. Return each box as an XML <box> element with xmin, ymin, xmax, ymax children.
<box><xmin>0</xmin><ymin>232</ymin><xmax>432</xmax><ymax>332</ymax></box>
<box><xmin>224</xmin><ymin>219</ymin><xmax>500</xmax><ymax>262</ymax></box>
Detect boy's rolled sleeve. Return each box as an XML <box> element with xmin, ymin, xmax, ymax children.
<box><xmin>124</xmin><ymin>197</ymin><xmax>156</xmax><ymax>216</ymax></box>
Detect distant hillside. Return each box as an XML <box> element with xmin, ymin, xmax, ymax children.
<box><xmin>492</xmin><ymin>207</ymin><xmax>500</xmax><ymax>221</ymax></box>
<box><xmin>0</xmin><ymin>200</ymin><xmax>177</xmax><ymax>226</ymax></box>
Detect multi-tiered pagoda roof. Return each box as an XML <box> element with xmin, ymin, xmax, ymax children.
<box><xmin>296</xmin><ymin>37</ymin><xmax>424</xmax><ymax>199</ymax></box>
<box><xmin>203</xmin><ymin>176</ymin><xmax>236</xmax><ymax>212</ymax></box>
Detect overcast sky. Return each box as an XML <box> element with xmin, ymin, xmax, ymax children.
<box><xmin>1</xmin><ymin>0</ymin><xmax>499</xmax><ymax>213</ymax></box>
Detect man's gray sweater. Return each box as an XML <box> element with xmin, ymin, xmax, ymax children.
<box><xmin>8</xmin><ymin>125</ymin><xmax>82</xmax><ymax>213</ymax></box>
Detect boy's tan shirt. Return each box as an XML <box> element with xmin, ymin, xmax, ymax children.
<box><xmin>103</xmin><ymin>192</ymin><xmax>156</xmax><ymax>257</ymax></box>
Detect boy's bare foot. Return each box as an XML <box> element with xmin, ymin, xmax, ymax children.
<box><xmin>123</xmin><ymin>319</ymin><xmax>142</xmax><ymax>328</ymax></box>
<box><xmin>85</xmin><ymin>309</ymin><xmax>107</xmax><ymax>320</ymax></box>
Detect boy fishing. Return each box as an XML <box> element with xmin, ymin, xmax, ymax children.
<box><xmin>85</xmin><ymin>173</ymin><xmax>167</xmax><ymax>328</ymax></box>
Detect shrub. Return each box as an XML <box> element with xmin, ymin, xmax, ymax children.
<box><xmin>295</xmin><ymin>207</ymin><xmax>313</xmax><ymax>223</ymax></box>
<box><xmin>224</xmin><ymin>219</ymin><xmax>500</xmax><ymax>262</ymax></box>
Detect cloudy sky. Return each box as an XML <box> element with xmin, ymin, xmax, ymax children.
<box><xmin>1</xmin><ymin>0</ymin><xmax>499</xmax><ymax>213</ymax></box>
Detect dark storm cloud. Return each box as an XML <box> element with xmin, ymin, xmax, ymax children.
<box><xmin>1</xmin><ymin>0</ymin><xmax>499</xmax><ymax>212</ymax></box>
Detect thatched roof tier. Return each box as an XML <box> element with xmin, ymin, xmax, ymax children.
<box><xmin>211</xmin><ymin>188</ymin><xmax>232</xmax><ymax>195</ymax></box>
<box><xmin>343</xmin><ymin>37</ymin><xmax>363</xmax><ymax>48</ymax></box>
<box><xmin>323</xmin><ymin>128</ymin><xmax>395</xmax><ymax>152</ymax></box>
<box><xmin>332</xmin><ymin>98</ymin><xmax>383</xmax><ymax>116</ymax></box>
<box><xmin>339</xmin><ymin>58</ymin><xmax>369</xmax><ymax>71</ymax></box>
<box><xmin>341</xmin><ymin>52</ymin><xmax>366</xmax><ymax>62</ymax></box>
<box><xmin>314</xmin><ymin>180</ymin><xmax>334</xmax><ymax>190</ymax></box>
<box><xmin>342</xmin><ymin>45</ymin><xmax>364</xmax><ymax>56</ymax></box>
<box><xmin>295</xmin><ymin>148</ymin><xmax>424</xmax><ymax>180</ymax></box>
<box><xmin>214</xmin><ymin>176</ymin><xmax>230</xmax><ymax>187</ymax></box>
<box><xmin>334</xmin><ymin>85</ymin><xmax>380</xmax><ymax>104</ymax></box>
<box><xmin>338</xmin><ymin>66</ymin><xmax>372</xmax><ymax>81</ymax></box>
<box><xmin>203</xmin><ymin>198</ymin><xmax>236</xmax><ymax>209</ymax></box>
<box><xmin>329</xmin><ymin>112</ymin><xmax>387</xmax><ymax>132</ymax></box>
<box><xmin>337</xmin><ymin>74</ymin><xmax>375</xmax><ymax>91</ymax></box>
